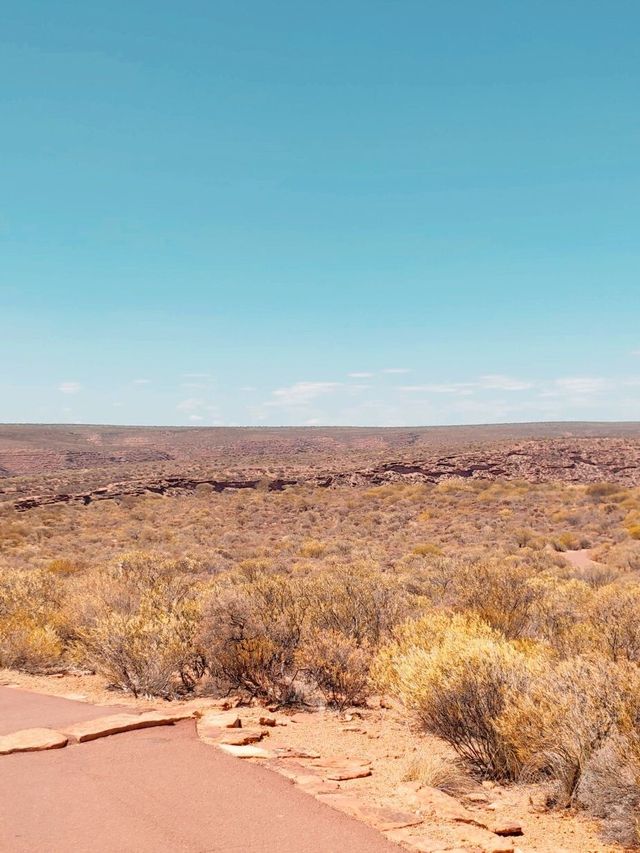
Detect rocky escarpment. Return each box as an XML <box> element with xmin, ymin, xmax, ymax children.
<box><xmin>7</xmin><ymin>438</ymin><xmax>639</xmax><ymax>512</ymax></box>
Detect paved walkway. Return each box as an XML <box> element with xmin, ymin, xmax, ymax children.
<box><xmin>0</xmin><ymin>689</ymin><xmax>399</xmax><ymax>853</ymax></box>
<box><xmin>0</xmin><ymin>686</ymin><xmax>130</xmax><ymax>735</ymax></box>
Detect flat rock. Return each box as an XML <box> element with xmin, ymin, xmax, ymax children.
<box><xmin>385</xmin><ymin>829</ymin><xmax>481</xmax><ymax>852</ymax></box>
<box><xmin>312</xmin><ymin>755</ymin><xmax>372</xmax><ymax>769</ymax></box>
<box><xmin>317</xmin><ymin>794</ymin><xmax>421</xmax><ymax>831</ymax></box>
<box><xmin>217</xmin><ymin>743</ymin><xmax>272</xmax><ymax>759</ymax></box>
<box><xmin>198</xmin><ymin>711</ymin><xmax>243</xmax><ymax>729</ymax></box>
<box><xmin>62</xmin><ymin>710</ymin><xmax>192</xmax><ymax>743</ymax></box>
<box><xmin>414</xmin><ymin>786</ymin><xmax>477</xmax><ymax>824</ymax></box>
<box><xmin>324</xmin><ymin>765</ymin><xmax>373</xmax><ymax>781</ymax></box>
<box><xmin>349</xmin><ymin>803</ymin><xmax>422</xmax><ymax>831</ymax></box>
<box><xmin>491</xmin><ymin>822</ymin><xmax>523</xmax><ymax>837</ymax></box>
<box><xmin>272</xmin><ymin>746</ymin><xmax>321</xmax><ymax>759</ymax></box>
<box><xmin>464</xmin><ymin>792</ymin><xmax>490</xmax><ymax>805</ymax></box>
<box><xmin>0</xmin><ymin>728</ymin><xmax>68</xmax><ymax>756</ymax></box>
<box><xmin>216</xmin><ymin>729</ymin><xmax>266</xmax><ymax>746</ymax></box>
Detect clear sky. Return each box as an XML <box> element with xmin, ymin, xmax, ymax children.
<box><xmin>2</xmin><ymin>1</ymin><xmax>639</xmax><ymax>427</ymax></box>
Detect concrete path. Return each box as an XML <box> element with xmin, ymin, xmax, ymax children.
<box><xmin>0</xmin><ymin>689</ymin><xmax>399</xmax><ymax>853</ymax></box>
<box><xmin>0</xmin><ymin>686</ymin><xmax>131</xmax><ymax>735</ymax></box>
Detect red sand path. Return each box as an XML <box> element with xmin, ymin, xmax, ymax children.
<box><xmin>0</xmin><ymin>688</ymin><xmax>399</xmax><ymax>852</ymax></box>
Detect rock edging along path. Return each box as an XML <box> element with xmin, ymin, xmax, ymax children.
<box><xmin>0</xmin><ymin>727</ymin><xmax>69</xmax><ymax>755</ymax></box>
<box><xmin>0</xmin><ymin>711</ymin><xmax>195</xmax><ymax>754</ymax></box>
<box><xmin>0</xmin><ymin>690</ymin><xmax>525</xmax><ymax>853</ymax></box>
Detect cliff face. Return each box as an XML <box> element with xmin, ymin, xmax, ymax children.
<box><xmin>6</xmin><ymin>437</ymin><xmax>639</xmax><ymax>512</ymax></box>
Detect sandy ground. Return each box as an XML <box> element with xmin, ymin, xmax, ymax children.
<box><xmin>0</xmin><ymin>671</ymin><xmax>618</xmax><ymax>853</ymax></box>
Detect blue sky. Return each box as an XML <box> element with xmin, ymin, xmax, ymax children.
<box><xmin>2</xmin><ymin>1</ymin><xmax>639</xmax><ymax>426</ymax></box>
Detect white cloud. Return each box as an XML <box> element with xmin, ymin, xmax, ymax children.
<box><xmin>58</xmin><ymin>381</ymin><xmax>81</xmax><ymax>394</ymax></box>
<box><xmin>305</xmin><ymin>418</ymin><xmax>321</xmax><ymax>426</ymax></box>
<box><xmin>267</xmin><ymin>381</ymin><xmax>341</xmax><ymax>407</ymax></box>
<box><xmin>549</xmin><ymin>377</ymin><xmax>608</xmax><ymax>396</ymax></box>
<box><xmin>478</xmin><ymin>374</ymin><xmax>533</xmax><ymax>391</ymax></box>
<box><xmin>132</xmin><ymin>378</ymin><xmax>150</xmax><ymax>385</ymax></box>
<box><xmin>401</xmin><ymin>375</ymin><xmax>533</xmax><ymax>396</ymax></box>
<box><xmin>348</xmin><ymin>372</ymin><xmax>374</xmax><ymax>379</ymax></box>
<box><xmin>631</xmin><ymin>349</ymin><xmax>640</xmax><ymax>357</ymax></box>
<box><xmin>382</xmin><ymin>368</ymin><xmax>411</xmax><ymax>374</ymax></box>
<box><xmin>400</xmin><ymin>383</ymin><xmax>474</xmax><ymax>394</ymax></box>
<box><xmin>239</xmin><ymin>386</ymin><xmax>257</xmax><ymax>392</ymax></box>
<box><xmin>188</xmin><ymin>414</ymin><xmax>204</xmax><ymax>422</ymax></box>
<box><xmin>182</xmin><ymin>372</ymin><xmax>211</xmax><ymax>379</ymax></box>
<box><xmin>176</xmin><ymin>397</ymin><xmax>204</xmax><ymax>412</ymax></box>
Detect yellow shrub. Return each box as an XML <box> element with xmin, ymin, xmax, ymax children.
<box><xmin>0</xmin><ymin>568</ymin><xmax>65</xmax><ymax>672</ymax></box>
<box><xmin>450</xmin><ymin>558</ymin><xmax>542</xmax><ymax>639</ymax></box>
<box><xmin>412</xmin><ymin>543</ymin><xmax>442</xmax><ymax>557</ymax></box>
<box><xmin>299</xmin><ymin>539</ymin><xmax>327</xmax><ymax>558</ymax></box>
<box><xmin>500</xmin><ymin>657</ymin><xmax>640</xmax><ymax>804</ymax></box>
<box><xmin>590</xmin><ymin>583</ymin><xmax>640</xmax><ymax>663</ymax></box>
<box><xmin>374</xmin><ymin>613</ymin><xmax>531</xmax><ymax>779</ymax></box>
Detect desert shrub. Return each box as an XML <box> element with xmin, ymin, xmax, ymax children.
<box><xmin>528</xmin><ymin>576</ymin><xmax>594</xmax><ymax>656</ymax></box>
<box><xmin>451</xmin><ymin>558</ymin><xmax>542</xmax><ymax>639</ymax></box>
<box><xmin>306</xmin><ymin>562</ymin><xmax>409</xmax><ymax>645</ymax></box>
<box><xmin>404</xmin><ymin>555</ymin><xmax>460</xmax><ymax>601</ymax></box>
<box><xmin>575</xmin><ymin>732</ymin><xmax>640</xmax><ymax>847</ymax></box>
<box><xmin>0</xmin><ymin>568</ymin><xmax>65</xmax><ymax>672</ymax></box>
<box><xmin>374</xmin><ymin>613</ymin><xmax>533</xmax><ymax>779</ymax></box>
<box><xmin>551</xmin><ymin>531</ymin><xmax>583</xmax><ymax>552</ymax></box>
<box><xmin>0</xmin><ymin>618</ymin><xmax>63</xmax><ymax>672</ymax></box>
<box><xmin>47</xmin><ymin>557</ymin><xmax>82</xmax><ymax>576</ymax></box>
<box><xmin>297</xmin><ymin>628</ymin><xmax>371</xmax><ymax>709</ymax></box>
<box><xmin>72</xmin><ymin>553</ymin><xmax>204</xmax><ymax>697</ymax></box>
<box><xmin>299</xmin><ymin>539</ymin><xmax>327</xmax><ymax>558</ymax></box>
<box><xmin>412</xmin><ymin>543</ymin><xmax>442</xmax><ymax>557</ymax></box>
<box><xmin>201</xmin><ymin>571</ymin><xmax>309</xmax><ymax>704</ymax></box>
<box><xmin>500</xmin><ymin>657</ymin><xmax>640</xmax><ymax>805</ymax></box>
<box><xmin>628</xmin><ymin>524</ymin><xmax>640</xmax><ymax>541</ymax></box>
<box><xmin>586</xmin><ymin>482</ymin><xmax>624</xmax><ymax>501</ymax></box>
<box><xmin>595</xmin><ymin>540</ymin><xmax>640</xmax><ymax>572</ymax></box>
<box><xmin>590</xmin><ymin>583</ymin><xmax>640</xmax><ymax>663</ymax></box>
<box><xmin>403</xmin><ymin>748</ymin><xmax>474</xmax><ymax>795</ymax></box>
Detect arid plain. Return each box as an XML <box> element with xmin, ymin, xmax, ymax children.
<box><xmin>3</xmin><ymin>422</ymin><xmax>640</xmax><ymax>852</ymax></box>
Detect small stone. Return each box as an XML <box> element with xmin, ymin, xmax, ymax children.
<box><xmin>492</xmin><ymin>822</ymin><xmax>523</xmax><ymax>837</ymax></box>
<box><xmin>464</xmin><ymin>792</ymin><xmax>490</xmax><ymax>804</ymax></box>
<box><xmin>259</xmin><ymin>716</ymin><xmax>277</xmax><ymax>727</ymax></box>
<box><xmin>217</xmin><ymin>743</ymin><xmax>271</xmax><ymax>759</ymax></box>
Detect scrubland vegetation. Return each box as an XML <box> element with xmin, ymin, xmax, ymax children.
<box><xmin>3</xmin><ymin>477</ymin><xmax>640</xmax><ymax>845</ymax></box>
